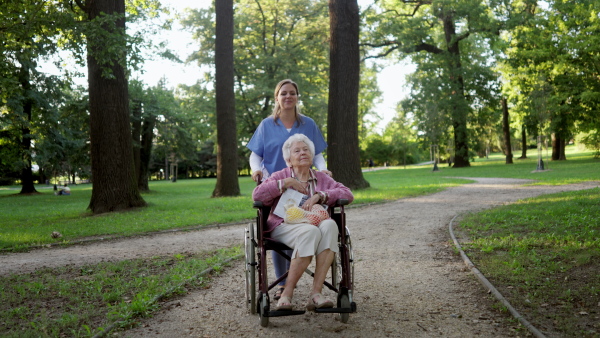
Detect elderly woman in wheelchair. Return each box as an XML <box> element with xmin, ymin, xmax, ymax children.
<box><xmin>252</xmin><ymin>133</ymin><xmax>354</xmax><ymax>311</ymax></box>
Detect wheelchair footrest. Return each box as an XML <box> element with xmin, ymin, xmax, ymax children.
<box><xmin>314</xmin><ymin>302</ymin><xmax>357</xmax><ymax>314</ymax></box>
<box><xmin>267</xmin><ymin>309</ymin><xmax>306</xmax><ymax>317</ymax></box>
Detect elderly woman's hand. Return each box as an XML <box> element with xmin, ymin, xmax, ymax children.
<box><xmin>282</xmin><ymin>177</ymin><xmax>308</xmax><ymax>195</ymax></box>
<box><xmin>301</xmin><ymin>193</ymin><xmax>321</xmax><ymax>211</ymax></box>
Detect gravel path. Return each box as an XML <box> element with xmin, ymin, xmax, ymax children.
<box><xmin>1</xmin><ymin>177</ymin><xmax>597</xmax><ymax>337</ymax></box>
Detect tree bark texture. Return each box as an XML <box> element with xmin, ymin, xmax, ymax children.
<box><xmin>138</xmin><ymin>115</ymin><xmax>156</xmax><ymax>191</ymax></box>
<box><xmin>327</xmin><ymin>0</ymin><xmax>370</xmax><ymax>190</ymax></box>
<box><xmin>441</xmin><ymin>10</ymin><xmax>470</xmax><ymax>168</ymax></box>
<box><xmin>501</xmin><ymin>97</ymin><xmax>513</xmax><ymax>164</ymax></box>
<box><xmin>18</xmin><ymin>60</ymin><xmax>37</xmax><ymax>194</ymax></box>
<box><xmin>86</xmin><ymin>0</ymin><xmax>146</xmax><ymax>213</ymax></box>
<box><xmin>551</xmin><ymin>133</ymin><xmax>567</xmax><ymax>161</ymax></box>
<box><xmin>131</xmin><ymin>100</ymin><xmax>142</xmax><ymax>184</ymax></box>
<box><xmin>212</xmin><ymin>0</ymin><xmax>240</xmax><ymax>197</ymax></box>
<box><xmin>519</xmin><ymin>124</ymin><xmax>527</xmax><ymax>159</ymax></box>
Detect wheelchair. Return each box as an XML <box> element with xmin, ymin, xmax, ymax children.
<box><xmin>244</xmin><ymin>198</ymin><xmax>356</xmax><ymax>327</ymax></box>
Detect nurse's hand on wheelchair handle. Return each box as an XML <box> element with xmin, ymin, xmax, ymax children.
<box><xmin>252</xmin><ymin>170</ymin><xmax>263</xmax><ymax>182</ymax></box>
<box><xmin>320</xmin><ymin>169</ymin><xmax>332</xmax><ymax>177</ymax></box>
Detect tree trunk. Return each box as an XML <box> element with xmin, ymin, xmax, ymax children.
<box><xmin>551</xmin><ymin>133</ymin><xmax>567</xmax><ymax>160</ymax></box>
<box><xmin>18</xmin><ymin>59</ymin><xmax>38</xmax><ymax>194</ymax></box>
<box><xmin>85</xmin><ymin>0</ymin><xmax>146</xmax><ymax>213</ymax></box>
<box><xmin>212</xmin><ymin>0</ymin><xmax>240</xmax><ymax>197</ymax></box>
<box><xmin>441</xmin><ymin>10</ymin><xmax>470</xmax><ymax>168</ymax></box>
<box><xmin>327</xmin><ymin>0</ymin><xmax>370</xmax><ymax>190</ymax></box>
<box><xmin>560</xmin><ymin>137</ymin><xmax>567</xmax><ymax>160</ymax></box>
<box><xmin>551</xmin><ymin>133</ymin><xmax>559</xmax><ymax>160</ymax></box>
<box><xmin>131</xmin><ymin>99</ymin><xmax>142</xmax><ymax>185</ymax></box>
<box><xmin>519</xmin><ymin>124</ymin><xmax>527</xmax><ymax>159</ymax></box>
<box><xmin>39</xmin><ymin>169</ymin><xmax>48</xmax><ymax>186</ymax></box>
<box><xmin>138</xmin><ymin>115</ymin><xmax>156</xmax><ymax>191</ymax></box>
<box><xmin>131</xmin><ymin>101</ymin><xmax>142</xmax><ymax>182</ymax></box>
<box><xmin>501</xmin><ymin>97</ymin><xmax>513</xmax><ymax>164</ymax></box>
<box><xmin>165</xmin><ymin>157</ymin><xmax>169</xmax><ymax>180</ymax></box>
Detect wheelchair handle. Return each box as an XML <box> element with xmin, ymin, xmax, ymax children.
<box><xmin>254</xmin><ymin>199</ymin><xmax>348</xmax><ymax>208</ymax></box>
<box><xmin>336</xmin><ymin>199</ymin><xmax>349</xmax><ymax>206</ymax></box>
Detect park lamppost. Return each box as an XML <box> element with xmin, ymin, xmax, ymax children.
<box><xmin>169</xmin><ymin>153</ymin><xmax>177</xmax><ymax>182</ymax></box>
<box><xmin>536</xmin><ymin>135</ymin><xmax>545</xmax><ymax>171</ymax></box>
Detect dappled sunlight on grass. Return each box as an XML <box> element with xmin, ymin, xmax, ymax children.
<box><xmin>441</xmin><ymin>145</ymin><xmax>599</xmax><ymax>184</ymax></box>
<box><xmin>356</xmin><ymin>168</ymin><xmax>469</xmax><ymax>203</ymax></box>
<box><xmin>0</xmin><ymin>146</ymin><xmax>597</xmax><ymax>250</ymax></box>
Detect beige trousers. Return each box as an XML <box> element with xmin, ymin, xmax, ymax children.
<box><xmin>272</xmin><ymin>219</ymin><xmax>339</xmax><ymax>259</ymax></box>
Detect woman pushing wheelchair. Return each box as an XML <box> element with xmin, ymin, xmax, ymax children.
<box><xmin>252</xmin><ymin>133</ymin><xmax>354</xmax><ymax>311</ymax></box>
<box><xmin>247</xmin><ymin>79</ymin><xmax>331</xmax><ymax>302</ymax></box>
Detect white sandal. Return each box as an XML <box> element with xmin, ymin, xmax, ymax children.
<box><xmin>306</xmin><ymin>293</ymin><xmax>333</xmax><ymax>311</ymax></box>
<box><xmin>276</xmin><ymin>296</ymin><xmax>293</xmax><ymax>311</ymax></box>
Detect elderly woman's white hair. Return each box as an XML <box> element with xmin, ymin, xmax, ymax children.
<box><xmin>282</xmin><ymin>133</ymin><xmax>315</xmax><ymax>167</ymax></box>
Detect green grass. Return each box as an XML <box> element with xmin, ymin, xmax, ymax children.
<box><xmin>0</xmin><ymin>247</ymin><xmax>241</xmax><ymax>337</ymax></box>
<box><xmin>0</xmin><ymin>145</ymin><xmax>598</xmax><ymax>336</ymax></box>
<box><xmin>434</xmin><ymin>146</ymin><xmax>599</xmax><ymax>185</ymax></box>
<box><xmin>457</xmin><ymin>188</ymin><xmax>600</xmax><ymax>336</ymax></box>
<box><xmin>0</xmin><ymin>171</ymin><xmax>470</xmax><ymax>251</ymax></box>
<box><xmin>353</xmin><ymin>168</ymin><xmax>471</xmax><ymax>203</ymax></box>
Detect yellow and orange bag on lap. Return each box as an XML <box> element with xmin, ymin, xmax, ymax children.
<box><xmin>284</xmin><ymin>203</ymin><xmax>330</xmax><ymax>226</ymax></box>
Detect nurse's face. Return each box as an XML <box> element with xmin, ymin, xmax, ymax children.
<box><xmin>277</xmin><ymin>83</ymin><xmax>298</xmax><ymax>111</ymax></box>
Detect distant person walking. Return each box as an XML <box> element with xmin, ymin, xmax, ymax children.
<box><xmin>368</xmin><ymin>158</ymin><xmax>374</xmax><ymax>171</ymax></box>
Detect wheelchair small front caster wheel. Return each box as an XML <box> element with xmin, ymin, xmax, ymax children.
<box><xmin>338</xmin><ymin>294</ymin><xmax>350</xmax><ymax>323</ymax></box>
<box><xmin>258</xmin><ymin>293</ymin><xmax>269</xmax><ymax>327</ymax></box>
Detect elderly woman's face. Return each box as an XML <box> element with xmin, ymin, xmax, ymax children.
<box><xmin>289</xmin><ymin>141</ymin><xmax>313</xmax><ymax>168</ymax></box>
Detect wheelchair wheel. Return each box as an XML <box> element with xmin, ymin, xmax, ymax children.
<box><xmin>333</xmin><ymin>226</ymin><xmax>354</xmax><ymax>290</ymax></box>
<box><xmin>331</xmin><ymin>252</ymin><xmax>341</xmax><ymax>291</ymax></box>
<box><xmin>346</xmin><ymin>226</ymin><xmax>355</xmax><ymax>288</ymax></box>
<box><xmin>244</xmin><ymin>226</ymin><xmax>256</xmax><ymax>314</ymax></box>
<box><xmin>338</xmin><ymin>294</ymin><xmax>351</xmax><ymax>323</ymax></box>
<box><xmin>258</xmin><ymin>292</ymin><xmax>269</xmax><ymax>327</ymax></box>
<box><xmin>333</xmin><ymin>226</ymin><xmax>354</xmax><ymax>323</ymax></box>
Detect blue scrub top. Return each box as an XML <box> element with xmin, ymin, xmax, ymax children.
<box><xmin>247</xmin><ymin>115</ymin><xmax>327</xmax><ymax>175</ymax></box>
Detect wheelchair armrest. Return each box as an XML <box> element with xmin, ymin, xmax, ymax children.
<box><xmin>253</xmin><ymin>201</ymin><xmax>264</xmax><ymax>208</ymax></box>
<box><xmin>336</xmin><ymin>199</ymin><xmax>349</xmax><ymax>206</ymax></box>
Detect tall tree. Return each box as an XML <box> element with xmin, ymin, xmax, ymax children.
<box><xmin>183</xmin><ymin>0</ymin><xmax>381</xmax><ymax>171</ymax></box>
<box><xmin>212</xmin><ymin>0</ymin><xmax>240</xmax><ymax>197</ymax></box>
<box><xmin>77</xmin><ymin>0</ymin><xmax>146</xmax><ymax>213</ymax></box>
<box><xmin>501</xmin><ymin>97</ymin><xmax>513</xmax><ymax>164</ymax></box>
<box><xmin>328</xmin><ymin>0</ymin><xmax>369</xmax><ymax>189</ymax></box>
<box><xmin>130</xmin><ymin>80</ymin><xmax>144</xmax><ymax>187</ymax></box>
<box><xmin>362</xmin><ymin>0</ymin><xmax>531</xmax><ymax>167</ymax></box>
<box><xmin>137</xmin><ymin>85</ymin><xmax>162</xmax><ymax>190</ymax></box>
<box><xmin>34</xmin><ymin>85</ymin><xmax>91</xmax><ymax>185</ymax></box>
<box><xmin>0</xmin><ymin>1</ymin><xmax>72</xmax><ymax>193</ymax></box>
<box><xmin>15</xmin><ymin>53</ymin><xmax>37</xmax><ymax>194</ymax></box>
<box><xmin>518</xmin><ymin>125</ymin><xmax>528</xmax><ymax>159</ymax></box>
<box><xmin>502</xmin><ymin>0</ymin><xmax>600</xmax><ymax>159</ymax></box>
<box><xmin>182</xmin><ymin>0</ymin><xmax>331</xmax><ymax>142</ymax></box>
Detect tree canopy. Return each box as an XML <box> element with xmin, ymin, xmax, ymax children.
<box><xmin>1</xmin><ymin>0</ymin><xmax>599</xmax><ymax>198</ymax></box>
